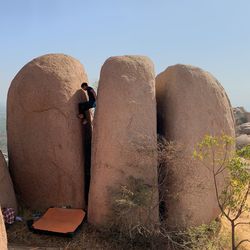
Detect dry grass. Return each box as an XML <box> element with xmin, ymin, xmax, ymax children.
<box><xmin>7</xmin><ymin>220</ymin><xmax>121</xmax><ymax>250</ymax></box>
<box><xmin>220</xmin><ymin>196</ymin><xmax>250</xmax><ymax>250</ymax></box>
<box><xmin>6</xmin><ymin>205</ymin><xmax>163</xmax><ymax>250</ymax></box>
<box><xmin>6</xmin><ymin>205</ymin><xmax>121</xmax><ymax>250</ymax></box>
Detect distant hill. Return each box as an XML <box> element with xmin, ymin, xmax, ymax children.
<box><xmin>0</xmin><ymin>105</ymin><xmax>7</xmax><ymax>154</ymax></box>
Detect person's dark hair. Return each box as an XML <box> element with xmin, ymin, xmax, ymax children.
<box><xmin>81</xmin><ymin>82</ymin><xmax>88</xmax><ymax>88</ymax></box>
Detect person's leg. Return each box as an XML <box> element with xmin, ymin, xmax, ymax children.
<box><xmin>78</xmin><ymin>102</ymin><xmax>93</xmax><ymax>123</ymax></box>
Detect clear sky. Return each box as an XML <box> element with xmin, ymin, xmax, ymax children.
<box><xmin>0</xmin><ymin>0</ymin><xmax>249</xmax><ymax>109</ymax></box>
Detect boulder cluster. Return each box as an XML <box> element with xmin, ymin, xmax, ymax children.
<box><xmin>1</xmin><ymin>54</ymin><xmax>235</xmax><ymax>246</ymax></box>
<box><xmin>233</xmin><ymin>107</ymin><xmax>250</xmax><ymax>149</ymax></box>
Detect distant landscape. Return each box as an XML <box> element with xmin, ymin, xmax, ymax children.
<box><xmin>0</xmin><ymin>104</ymin><xmax>7</xmax><ymax>155</ymax></box>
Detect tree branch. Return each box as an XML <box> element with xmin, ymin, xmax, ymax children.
<box><xmin>236</xmin><ymin>239</ymin><xmax>250</xmax><ymax>249</ymax></box>
<box><xmin>215</xmin><ymin>145</ymin><xmax>228</xmax><ymax>175</ymax></box>
<box><xmin>213</xmin><ymin>161</ymin><xmax>231</xmax><ymax>221</ymax></box>
<box><xmin>233</xmin><ymin>183</ymin><xmax>250</xmax><ymax>221</ymax></box>
<box><xmin>235</xmin><ymin>222</ymin><xmax>250</xmax><ymax>227</ymax></box>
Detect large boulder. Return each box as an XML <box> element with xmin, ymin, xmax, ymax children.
<box><xmin>156</xmin><ymin>64</ymin><xmax>235</xmax><ymax>228</ymax></box>
<box><xmin>0</xmin><ymin>151</ymin><xmax>17</xmax><ymax>212</ymax></box>
<box><xmin>236</xmin><ymin>134</ymin><xmax>250</xmax><ymax>149</ymax></box>
<box><xmin>7</xmin><ymin>54</ymin><xmax>91</xmax><ymax>209</ymax></box>
<box><xmin>0</xmin><ymin>208</ymin><xmax>7</xmax><ymax>250</ymax></box>
<box><xmin>88</xmin><ymin>56</ymin><xmax>159</xmax><ymax>228</ymax></box>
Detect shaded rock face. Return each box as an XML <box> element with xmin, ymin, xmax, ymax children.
<box><xmin>7</xmin><ymin>54</ymin><xmax>90</xmax><ymax>209</ymax></box>
<box><xmin>156</xmin><ymin>64</ymin><xmax>235</xmax><ymax>228</ymax></box>
<box><xmin>0</xmin><ymin>208</ymin><xmax>7</xmax><ymax>250</ymax></box>
<box><xmin>0</xmin><ymin>151</ymin><xmax>17</xmax><ymax>212</ymax></box>
<box><xmin>88</xmin><ymin>56</ymin><xmax>159</xmax><ymax>227</ymax></box>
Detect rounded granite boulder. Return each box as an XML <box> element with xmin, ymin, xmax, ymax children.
<box><xmin>88</xmin><ymin>56</ymin><xmax>159</xmax><ymax>228</ymax></box>
<box><xmin>7</xmin><ymin>54</ymin><xmax>90</xmax><ymax>209</ymax></box>
<box><xmin>156</xmin><ymin>64</ymin><xmax>235</xmax><ymax>228</ymax></box>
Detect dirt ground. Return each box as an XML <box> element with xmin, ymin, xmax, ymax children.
<box><xmin>7</xmin><ymin>216</ymin><xmax>156</xmax><ymax>250</ymax></box>
<box><xmin>7</xmin><ymin>221</ymin><xmax>120</xmax><ymax>250</ymax></box>
<box><xmin>7</xmin><ymin>196</ymin><xmax>250</xmax><ymax>250</ymax></box>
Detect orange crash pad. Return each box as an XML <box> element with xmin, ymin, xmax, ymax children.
<box><xmin>32</xmin><ymin>208</ymin><xmax>85</xmax><ymax>235</ymax></box>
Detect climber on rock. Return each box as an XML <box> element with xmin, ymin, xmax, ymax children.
<box><xmin>78</xmin><ymin>82</ymin><xmax>97</xmax><ymax>125</ymax></box>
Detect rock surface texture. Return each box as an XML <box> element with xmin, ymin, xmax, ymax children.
<box><xmin>7</xmin><ymin>54</ymin><xmax>90</xmax><ymax>209</ymax></box>
<box><xmin>88</xmin><ymin>56</ymin><xmax>159</xmax><ymax>227</ymax></box>
<box><xmin>0</xmin><ymin>208</ymin><xmax>7</xmax><ymax>250</ymax></box>
<box><xmin>156</xmin><ymin>64</ymin><xmax>235</xmax><ymax>228</ymax></box>
<box><xmin>0</xmin><ymin>151</ymin><xmax>17</xmax><ymax>212</ymax></box>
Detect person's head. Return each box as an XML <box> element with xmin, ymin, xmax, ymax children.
<box><xmin>81</xmin><ymin>82</ymin><xmax>88</xmax><ymax>90</ymax></box>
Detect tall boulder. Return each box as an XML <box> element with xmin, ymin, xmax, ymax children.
<box><xmin>0</xmin><ymin>151</ymin><xmax>17</xmax><ymax>212</ymax></box>
<box><xmin>156</xmin><ymin>64</ymin><xmax>235</xmax><ymax>228</ymax></box>
<box><xmin>7</xmin><ymin>54</ymin><xmax>90</xmax><ymax>209</ymax></box>
<box><xmin>0</xmin><ymin>208</ymin><xmax>7</xmax><ymax>250</ymax></box>
<box><xmin>88</xmin><ymin>56</ymin><xmax>159</xmax><ymax>228</ymax></box>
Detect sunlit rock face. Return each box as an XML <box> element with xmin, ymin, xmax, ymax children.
<box><xmin>156</xmin><ymin>64</ymin><xmax>235</xmax><ymax>228</ymax></box>
<box><xmin>88</xmin><ymin>55</ymin><xmax>159</xmax><ymax>228</ymax></box>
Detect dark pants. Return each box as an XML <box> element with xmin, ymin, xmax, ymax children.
<box><xmin>79</xmin><ymin>101</ymin><xmax>96</xmax><ymax>119</ymax></box>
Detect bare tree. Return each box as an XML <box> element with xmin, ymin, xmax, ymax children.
<box><xmin>194</xmin><ymin>135</ymin><xmax>250</xmax><ymax>250</ymax></box>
